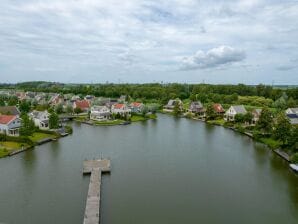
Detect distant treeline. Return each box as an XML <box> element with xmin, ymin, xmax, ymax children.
<box><xmin>0</xmin><ymin>82</ymin><xmax>297</xmax><ymax>102</ymax></box>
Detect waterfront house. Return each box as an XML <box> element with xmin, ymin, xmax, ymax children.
<box><xmin>111</xmin><ymin>103</ymin><xmax>131</xmax><ymax>116</ymax></box>
<box><xmin>213</xmin><ymin>104</ymin><xmax>225</xmax><ymax>115</ymax></box>
<box><xmin>0</xmin><ymin>106</ymin><xmax>20</xmax><ymax>116</ymax></box>
<box><xmin>73</xmin><ymin>100</ymin><xmax>90</xmax><ymax>112</ymax></box>
<box><xmin>90</xmin><ymin>106</ymin><xmax>111</xmax><ymax>121</ymax></box>
<box><xmin>163</xmin><ymin>99</ymin><xmax>183</xmax><ymax>112</ymax></box>
<box><xmin>286</xmin><ymin>108</ymin><xmax>298</xmax><ymax>125</ymax></box>
<box><xmin>252</xmin><ymin>109</ymin><xmax>262</xmax><ymax>124</ymax></box>
<box><xmin>189</xmin><ymin>101</ymin><xmax>205</xmax><ymax>117</ymax></box>
<box><xmin>130</xmin><ymin>102</ymin><xmax>145</xmax><ymax>113</ymax></box>
<box><xmin>224</xmin><ymin>105</ymin><xmax>247</xmax><ymax>121</ymax></box>
<box><xmin>286</xmin><ymin>108</ymin><xmax>298</xmax><ymax>115</ymax></box>
<box><xmin>29</xmin><ymin>110</ymin><xmax>50</xmax><ymax>130</ymax></box>
<box><xmin>49</xmin><ymin>94</ymin><xmax>64</xmax><ymax>106</ymax></box>
<box><xmin>286</xmin><ymin>113</ymin><xmax>298</xmax><ymax>125</ymax></box>
<box><xmin>0</xmin><ymin>115</ymin><xmax>21</xmax><ymax>136</ymax></box>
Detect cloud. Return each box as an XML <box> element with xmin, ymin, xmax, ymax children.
<box><xmin>181</xmin><ymin>46</ymin><xmax>246</xmax><ymax>70</ymax></box>
<box><xmin>276</xmin><ymin>64</ymin><xmax>297</xmax><ymax>71</ymax></box>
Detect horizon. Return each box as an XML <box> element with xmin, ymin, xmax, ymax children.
<box><xmin>1</xmin><ymin>1</ymin><xmax>298</xmax><ymax>84</ymax></box>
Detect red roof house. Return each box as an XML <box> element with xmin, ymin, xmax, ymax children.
<box><xmin>73</xmin><ymin>100</ymin><xmax>90</xmax><ymax>112</ymax></box>
<box><xmin>213</xmin><ymin>104</ymin><xmax>225</xmax><ymax>114</ymax></box>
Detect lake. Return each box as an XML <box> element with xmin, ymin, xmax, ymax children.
<box><xmin>0</xmin><ymin>114</ymin><xmax>297</xmax><ymax>224</ymax></box>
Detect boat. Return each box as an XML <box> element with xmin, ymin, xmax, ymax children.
<box><xmin>289</xmin><ymin>164</ymin><xmax>298</xmax><ymax>172</ymax></box>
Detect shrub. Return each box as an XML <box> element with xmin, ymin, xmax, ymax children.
<box><xmin>290</xmin><ymin>153</ymin><xmax>298</xmax><ymax>163</ymax></box>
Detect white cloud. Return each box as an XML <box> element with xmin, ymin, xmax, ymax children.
<box><xmin>181</xmin><ymin>46</ymin><xmax>246</xmax><ymax>70</ymax></box>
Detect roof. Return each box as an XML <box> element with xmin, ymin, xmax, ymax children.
<box><xmin>287</xmin><ymin>113</ymin><xmax>298</xmax><ymax>119</ymax></box>
<box><xmin>288</xmin><ymin>108</ymin><xmax>298</xmax><ymax>114</ymax></box>
<box><xmin>213</xmin><ymin>104</ymin><xmax>225</xmax><ymax>113</ymax></box>
<box><xmin>130</xmin><ymin>102</ymin><xmax>142</xmax><ymax>107</ymax></box>
<box><xmin>0</xmin><ymin>115</ymin><xmax>17</xmax><ymax>125</ymax></box>
<box><xmin>231</xmin><ymin>105</ymin><xmax>247</xmax><ymax>114</ymax></box>
<box><xmin>0</xmin><ymin>106</ymin><xmax>20</xmax><ymax>115</ymax></box>
<box><xmin>113</xmin><ymin>104</ymin><xmax>125</xmax><ymax>109</ymax></box>
<box><xmin>31</xmin><ymin>111</ymin><xmax>49</xmax><ymax>120</ymax></box>
<box><xmin>75</xmin><ymin>100</ymin><xmax>90</xmax><ymax>109</ymax></box>
<box><xmin>252</xmin><ymin>108</ymin><xmax>262</xmax><ymax>115</ymax></box>
<box><xmin>190</xmin><ymin>101</ymin><xmax>203</xmax><ymax>109</ymax></box>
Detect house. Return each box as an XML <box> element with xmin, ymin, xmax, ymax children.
<box><xmin>286</xmin><ymin>108</ymin><xmax>298</xmax><ymax>125</ymax></box>
<box><xmin>0</xmin><ymin>106</ymin><xmax>20</xmax><ymax>116</ymax></box>
<box><xmin>224</xmin><ymin>105</ymin><xmax>247</xmax><ymax>121</ymax></box>
<box><xmin>286</xmin><ymin>108</ymin><xmax>298</xmax><ymax>115</ymax></box>
<box><xmin>118</xmin><ymin>95</ymin><xmax>127</xmax><ymax>103</ymax></box>
<box><xmin>252</xmin><ymin>109</ymin><xmax>262</xmax><ymax>124</ymax></box>
<box><xmin>111</xmin><ymin>104</ymin><xmax>131</xmax><ymax>116</ymax></box>
<box><xmin>0</xmin><ymin>115</ymin><xmax>21</xmax><ymax>136</ymax></box>
<box><xmin>29</xmin><ymin>110</ymin><xmax>50</xmax><ymax>130</ymax></box>
<box><xmin>189</xmin><ymin>101</ymin><xmax>205</xmax><ymax>116</ymax></box>
<box><xmin>130</xmin><ymin>102</ymin><xmax>145</xmax><ymax>113</ymax></box>
<box><xmin>73</xmin><ymin>100</ymin><xmax>90</xmax><ymax>112</ymax></box>
<box><xmin>286</xmin><ymin>113</ymin><xmax>298</xmax><ymax>125</ymax></box>
<box><xmin>163</xmin><ymin>99</ymin><xmax>183</xmax><ymax>112</ymax></box>
<box><xmin>213</xmin><ymin>104</ymin><xmax>225</xmax><ymax>115</ymax></box>
<box><xmin>90</xmin><ymin>106</ymin><xmax>111</xmax><ymax>121</ymax></box>
<box><xmin>49</xmin><ymin>94</ymin><xmax>64</xmax><ymax>106</ymax></box>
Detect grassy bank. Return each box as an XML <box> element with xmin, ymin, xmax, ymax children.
<box><xmin>93</xmin><ymin>119</ymin><xmax>125</xmax><ymax>126</ymax></box>
<box><xmin>28</xmin><ymin>132</ymin><xmax>57</xmax><ymax>142</ymax></box>
<box><xmin>0</xmin><ymin>141</ymin><xmax>30</xmax><ymax>158</ymax></box>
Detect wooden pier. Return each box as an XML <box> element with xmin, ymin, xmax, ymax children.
<box><xmin>83</xmin><ymin>159</ymin><xmax>111</xmax><ymax>224</ymax></box>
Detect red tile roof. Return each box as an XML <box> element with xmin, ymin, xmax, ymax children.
<box><xmin>0</xmin><ymin>115</ymin><xmax>17</xmax><ymax>125</ymax></box>
<box><xmin>213</xmin><ymin>104</ymin><xmax>225</xmax><ymax>113</ymax></box>
<box><xmin>131</xmin><ymin>102</ymin><xmax>142</xmax><ymax>107</ymax></box>
<box><xmin>114</xmin><ymin>104</ymin><xmax>125</xmax><ymax>109</ymax></box>
<box><xmin>75</xmin><ymin>100</ymin><xmax>90</xmax><ymax>109</ymax></box>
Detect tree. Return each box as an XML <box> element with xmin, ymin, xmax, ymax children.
<box><xmin>234</xmin><ymin>114</ymin><xmax>245</xmax><ymax>123</ymax></box>
<box><xmin>205</xmin><ymin>104</ymin><xmax>216</xmax><ymax>120</ymax></box>
<box><xmin>20</xmin><ymin>114</ymin><xmax>35</xmax><ymax>136</ymax></box>
<box><xmin>256</xmin><ymin>108</ymin><xmax>273</xmax><ymax>133</ymax></box>
<box><xmin>66</xmin><ymin>105</ymin><xmax>73</xmax><ymax>114</ymax></box>
<box><xmin>19</xmin><ymin>101</ymin><xmax>31</xmax><ymax>114</ymax></box>
<box><xmin>274</xmin><ymin>113</ymin><xmax>291</xmax><ymax>145</ymax></box>
<box><xmin>55</xmin><ymin>104</ymin><xmax>63</xmax><ymax>114</ymax></box>
<box><xmin>173</xmin><ymin>100</ymin><xmax>182</xmax><ymax>116</ymax></box>
<box><xmin>74</xmin><ymin>107</ymin><xmax>82</xmax><ymax>114</ymax></box>
<box><xmin>243</xmin><ymin>112</ymin><xmax>253</xmax><ymax>124</ymax></box>
<box><xmin>49</xmin><ymin>112</ymin><xmax>59</xmax><ymax>129</ymax></box>
<box><xmin>288</xmin><ymin>126</ymin><xmax>298</xmax><ymax>152</ymax></box>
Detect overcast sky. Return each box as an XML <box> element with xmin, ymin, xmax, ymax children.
<box><xmin>0</xmin><ymin>0</ymin><xmax>298</xmax><ymax>84</ymax></box>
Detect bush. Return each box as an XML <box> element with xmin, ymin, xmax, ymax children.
<box><xmin>290</xmin><ymin>153</ymin><xmax>298</xmax><ymax>163</ymax></box>
<box><xmin>0</xmin><ymin>134</ymin><xmax>34</xmax><ymax>145</ymax></box>
<box><xmin>65</xmin><ymin>125</ymin><xmax>73</xmax><ymax>134</ymax></box>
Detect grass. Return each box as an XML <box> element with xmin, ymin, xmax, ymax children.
<box><xmin>29</xmin><ymin>132</ymin><xmax>56</xmax><ymax>142</ymax></box>
<box><xmin>93</xmin><ymin>119</ymin><xmax>125</xmax><ymax>126</ymax></box>
<box><xmin>0</xmin><ymin>141</ymin><xmax>30</xmax><ymax>158</ymax></box>
<box><xmin>131</xmin><ymin>115</ymin><xmax>146</xmax><ymax>122</ymax></box>
<box><xmin>259</xmin><ymin>137</ymin><xmax>282</xmax><ymax>149</ymax></box>
<box><xmin>207</xmin><ymin>119</ymin><xmax>225</xmax><ymax>126</ymax></box>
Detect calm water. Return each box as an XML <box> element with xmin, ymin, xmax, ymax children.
<box><xmin>0</xmin><ymin>114</ymin><xmax>297</xmax><ymax>224</ymax></box>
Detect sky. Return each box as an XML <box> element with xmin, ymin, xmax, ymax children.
<box><xmin>0</xmin><ymin>0</ymin><xmax>298</xmax><ymax>84</ymax></box>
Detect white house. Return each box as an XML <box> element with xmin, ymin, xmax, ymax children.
<box><xmin>224</xmin><ymin>105</ymin><xmax>247</xmax><ymax>121</ymax></box>
<box><xmin>111</xmin><ymin>104</ymin><xmax>131</xmax><ymax>116</ymax></box>
<box><xmin>163</xmin><ymin>99</ymin><xmax>183</xmax><ymax>112</ymax></box>
<box><xmin>0</xmin><ymin>115</ymin><xmax>21</xmax><ymax>136</ymax></box>
<box><xmin>90</xmin><ymin>106</ymin><xmax>111</xmax><ymax>121</ymax></box>
<box><xmin>286</xmin><ymin>108</ymin><xmax>298</xmax><ymax>115</ymax></box>
<box><xmin>29</xmin><ymin>110</ymin><xmax>50</xmax><ymax>130</ymax></box>
<box><xmin>130</xmin><ymin>102</ymin><xmax>145</xmax><ymax>113</ymax></box>
<box><xmin>286</xmin><ymin>108</ymin><xmax>298</xmax><ymax>125</ymax></box>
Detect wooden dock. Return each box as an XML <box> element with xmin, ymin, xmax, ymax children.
<box><xmin>83</xmin><ymin>159</ymin><xmax>110</xmax><ymax>224</ymax></box>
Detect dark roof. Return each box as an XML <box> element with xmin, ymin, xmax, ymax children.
<box><xmin>287</xmin><ymin>114</ymin><xmax>298</xmax><ymax>119</ymax></box>
<box><xmin>0</xmin><ymin>106</ymin><xmax>20</xmax><ymax>115</ymax></box>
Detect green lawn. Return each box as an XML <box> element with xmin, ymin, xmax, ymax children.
<box><xmin>0</xmin><ymin>141</ymin><xmax>30</xmax><ymax>158</ymax></box>
<box><xmin>93</xmin><ymin>119</ymin><xmax>125</xmax><ymax>126</ymax></box>
<box><xmin>259</xmin><ymin>137</ymin><xmax>282</xmax><ymax>149</ymax></box>
<box><xmin>29</xmin><ymin>132</ymin><xmax>56</xmax><ymax>142</ymax></box>
<box><xmin>131</xmin><ymin>115</ymin><xmax>146</xmax><ymax>122</ymax></box>
<box><xmin>207</xmin><ymin>119</ymin><xmax>225</xmax><ymax>126</ymax></box>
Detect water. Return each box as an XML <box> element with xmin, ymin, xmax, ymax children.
<box><xmin>0</xmin><ymin>114</ymin><xmax>297</xmax><ymax>224</ymax></box>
